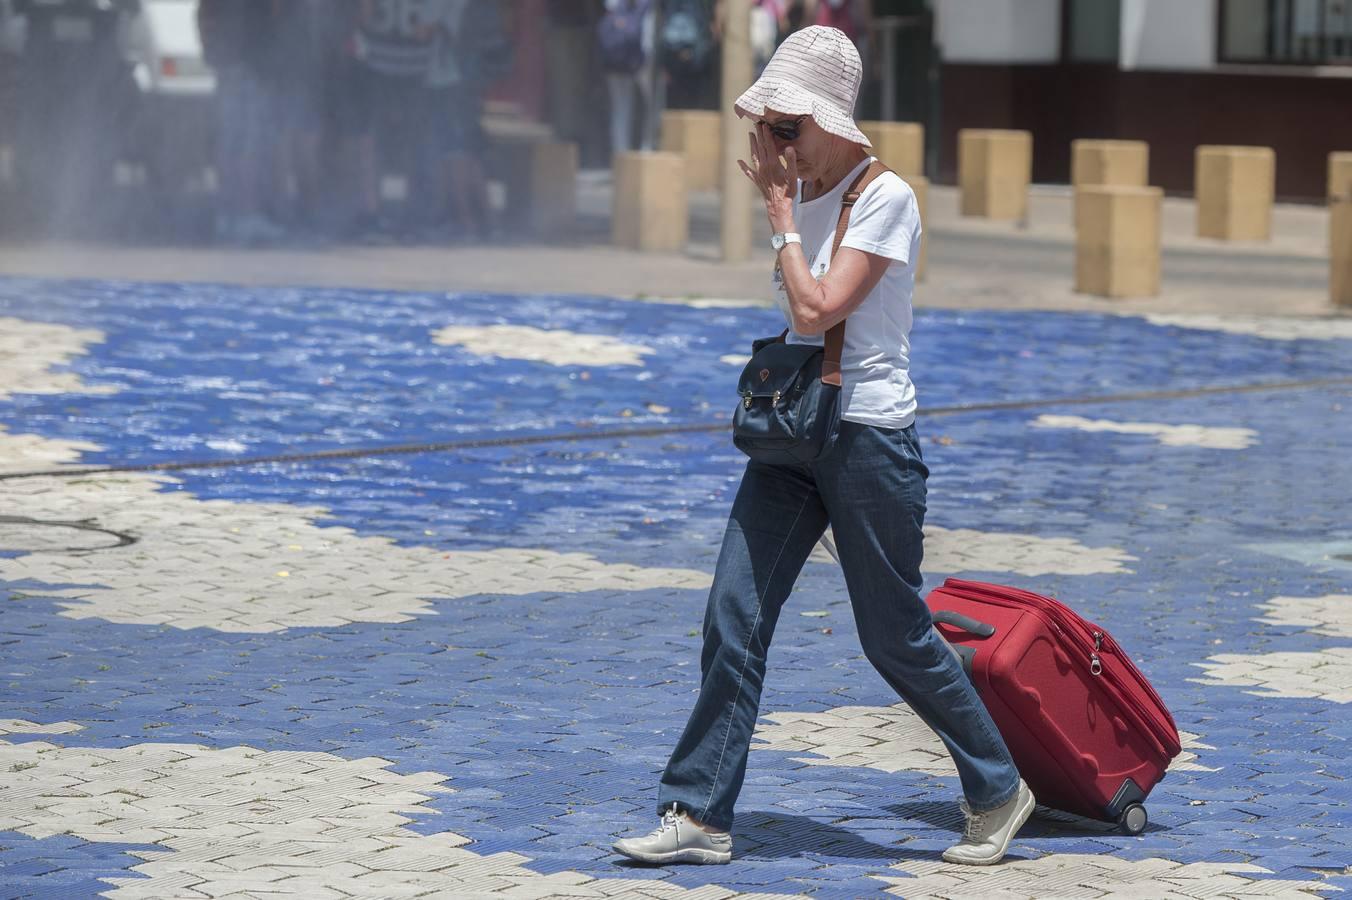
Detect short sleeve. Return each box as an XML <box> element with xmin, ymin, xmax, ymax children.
<box><xmin>837</xmin><ymin>173</ymin><xmax>920</xmax><ymax>266</ymax></box>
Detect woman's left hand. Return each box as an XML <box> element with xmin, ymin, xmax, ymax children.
<box><xmin>738</xmin><ymin>122</ymin><xmax>799</xmax><ymax>232</ymax></box>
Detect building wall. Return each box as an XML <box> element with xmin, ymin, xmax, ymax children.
<box><xmin>937</xmin><ymin>63</ymin><xmax>1352</xmax><ymax>201</ymax></box>
<box><xmin>932</xmin><ymin>0</ymin><xmax>1061</xmax><ymax>63</ymax></box>
<box><xmin>933</xmin><ymin>0</ymin><xmax>1220</xmax><ymax>70</ymax></box>
<box><xmin>1121</xmin><ymin>0</ymin><xmax>1217</xmax><ymax>70</ymax></box>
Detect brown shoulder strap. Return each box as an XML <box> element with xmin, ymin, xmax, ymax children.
<box><xmin>822</xmin><ymin>160</ymin><xmax>891</xmax><ymax>388</ymax></box>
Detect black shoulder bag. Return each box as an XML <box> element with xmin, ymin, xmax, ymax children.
<box><xmin>732</xmin><ymin>161</ymin><xmax>890</xmax><ymax>466</ymax></box>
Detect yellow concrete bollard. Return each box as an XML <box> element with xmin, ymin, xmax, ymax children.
<box><xmin>1071</xmin><ymin>139</ymin><xmax>1149</xmax><ymax>189</ymax></box>
<box><xmin>660</xmin><ymin>110</ymin><xmax>721</xmax><ymax>192</ymax></box>
<box><xmin>1334</xmin><ymin>199</ymin><xmax>1352</xmax><ymax>308</ymax></box>
<box><xmin>958</xmin><ymin>129</ymin><xmax>1032</xmax><ymax>221</ymax></box>
<box><xmin>859</xmin><ymin>121</ymin><xmax>925</xmax><ymax>177</ymax></box>
<box><xmin>1075</xmin><ymin>186</ymin><xmax>1163</xmax><ymax>298</ymax></box>
<box><xmin>909</xmin><ymin>174</ymin><xmax>929</xmax><ymax>282</ymax></box>
<box><xmin>1331</xmin><ymin>153</ymin><xmax>1352</xmax><ymax>306</ymax></box>
<box><xmin>1071</xmin><ymin>139</ymin><xmax>1148</xmax><ymax>226</ymax></box>
<box><xmin>1331</xmin><ymin>152</ymin><xmax>1352</xmax><ymax>203</ymax></box>
<box><xmin>612</xmin><ymin>151</ymin><xmax>688</xmax><ymax>252</ymax></box>
<box><xmin>499</xmin><ymin>139</ymin><xmax>578</xmax><ymax>234</ymax></box>
<box><xmin>1195</xmin><ymin>145</ymin><xmax>1275</xmax><ymax>241</ymax></box>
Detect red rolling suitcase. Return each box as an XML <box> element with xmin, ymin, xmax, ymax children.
<box><xmin>925</xmin><ymin>577</ymin><xmax>1181</xmax><ymax>834</ymax></box>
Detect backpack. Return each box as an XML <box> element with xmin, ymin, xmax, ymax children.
<box><xmin>659</xmin><ymin>0</ymin><xmax>713</xmax><ymax>75</ymax></box>
<box><xmin>597</xmin><ymin>0</ymin><xmax>651</xmax><ymax>74</ymax></box>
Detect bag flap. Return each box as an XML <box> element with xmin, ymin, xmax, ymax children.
<box><xmin>739</xmin><ymin>342</ymin><xmax>824</xmax><ymax>394</ymax></box>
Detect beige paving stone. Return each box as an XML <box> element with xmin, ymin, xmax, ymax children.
<box><xmin>1191</xmin><ymin>647</ymin><xmax>1352</xmax><ymax>703</ymax></box>
<box><xmin>0</xmin><ymin>730</ymin><xmax>799</xmax><ymax>899</ymax></box>
<box><xmin>1137</xmin><ymin>312</ymin><xmax>1352</xmax><ymax>341</ymax></box>
<box><xmin>1170</xmin><ymin>732</ymin><xmax>1220</xmax><ymax>773</ymax></box>
<box><xmin>754</xmin><ymin>701</ymin><xmax>1214</xmax><ymax>778</ymax></box>
<box><xmin>1</xmin><ymin>466</ymin><xmax>710</xmax><ymax>632</ymax></box>
<box><xmin>881</xmin><ymin>855</ymin><xmax>1326</xmax><ymax>898</ymax></box>
<box><xmin>0</xmin><ymin>316</ymin><xmax>118</xmax><ymax>400</ymax></box>
<box><xmin>0</xmin><ymin>719</ymin><xmax>85</xmax><ymax>735</ymax></box>
<box><xmin>1256</xmin><ymin>594</ymin><xmax>1352</xmax><ymax>638</ymax></box>
<box><xmin>1031</xmin><ymin>415</ymin><xmax>1258</xmax><ymax>450</ymax></box>
<box><xmin>0</xmin><ymin>425</ymin><xmax>102</xmax><ymax>474</ymax></box>
<box><xmin>811</xmin><ymin>526</ymin><xmax>1135</xmax><ymax>576</ymax></box>
<box><xmin>432</xmin><ymin>323</ymin><xmax>654</xmax><ymax>367</ymax></box>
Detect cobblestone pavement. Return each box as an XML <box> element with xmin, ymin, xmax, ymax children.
<box><xmin>0</xmin><ymin>276</ymin><xmax>1350</xmax><ymax>898</ymax></box>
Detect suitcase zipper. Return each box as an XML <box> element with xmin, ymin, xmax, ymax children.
<box><xmin>940</xmin><ymin>579</ymin><xmax>1181</xmax><ymax>757</ymax></box>
<box><xmin>954</xmin><ymin>580</ymin><xmax>1177</xmax><ymax>753</ymax></box>
<box><xmin>973</xmin><ymin>584</ymin><xmax>1179</xmax><ymax>757</ymax></box>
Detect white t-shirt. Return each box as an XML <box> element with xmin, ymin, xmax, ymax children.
<box><xmin>772</xmin><ymin>156</ymin><xmax>921</xmax><ymax>429</ymax></box>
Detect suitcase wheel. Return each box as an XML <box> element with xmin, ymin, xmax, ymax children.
<box><xmin>1118</xmin><ymin>803</ymin><xmax>1148</xmax><ymax>835</ymax></box>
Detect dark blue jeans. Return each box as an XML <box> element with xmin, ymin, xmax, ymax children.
<box><xmin>657</xmin><ymin>421</ymin><xmax>1020</xmax><ymax>831</ymax></box>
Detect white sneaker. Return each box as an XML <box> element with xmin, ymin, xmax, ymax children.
<box><xmin>942</xmin><ymin>779</ymin><xmax>1035</xmax><ymax>866</ymax></box>
<box><xmin>613</xmin><ymin>805</ymin><xmax>732</xmax><ymax>865</ymax></box>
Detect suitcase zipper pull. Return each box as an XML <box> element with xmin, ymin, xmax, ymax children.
<box><xmin>1090</xmin><ymin>631</ymin><xmax>1104</xmax><ymax>676</ymax></box>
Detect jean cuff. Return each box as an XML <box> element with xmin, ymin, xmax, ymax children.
<box><xmin>964</xmin><ymin>779</ymin><xmax>1022</xmax><ymax>814</ymax></box>
<box><xmin>655</xmin><ymin>798</ymin><xmax>733</xmax><ymax>832</ymax></box>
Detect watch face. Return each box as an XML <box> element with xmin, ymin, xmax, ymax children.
<box><xmin>771</xmin><ymin>234</ymin><xmax>785</xmax><ymax>251</ymax></box>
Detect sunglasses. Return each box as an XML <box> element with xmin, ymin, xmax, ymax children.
<box><xmin>761</xmin><ymin>115</ymin><xmax>808</xmax><ymax>142</ymax></box>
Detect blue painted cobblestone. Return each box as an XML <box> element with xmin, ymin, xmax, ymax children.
<box><xmin>0</xmin><ymin>276</ymin><xmax>1350</xmax><ymax>897</ymax></box>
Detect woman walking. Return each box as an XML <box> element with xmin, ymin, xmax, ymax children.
<box><xmin>613</xmin><ymin>26</ymin><xmax>1033</xmax><ymax>867</ymax></box>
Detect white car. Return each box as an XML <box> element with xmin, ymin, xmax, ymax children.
<box><xmin>119</xmin><ymin>0</ymin><xmax>215</xmax><ymax>194</ymax></box>
<box><xmin>123</xmin><ymin>0</ymin><xmax>213</xmax><ymax>96</ymax></box>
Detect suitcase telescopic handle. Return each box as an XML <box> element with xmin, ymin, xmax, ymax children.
<box><xmin>931</xmin><ymin>610</ymin><xmax>997</xmax><ymax>638</ymax></box>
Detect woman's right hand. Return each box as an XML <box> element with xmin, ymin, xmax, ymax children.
<box><xmin>738</xmin><ymin>123</ymin><xmax>800</xmax><ymax>233</ymax></box>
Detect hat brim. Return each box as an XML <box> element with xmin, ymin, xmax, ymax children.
<box><xmin>735</xmin><ymin>79</ymin><xmax>871</xmax><ymax>148</ymax></box>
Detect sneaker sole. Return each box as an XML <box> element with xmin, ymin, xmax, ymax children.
<box><xmin>612</xmin><ymin>844</ymin><xmax>731</xmax><ymax>865</ymax></box>
<box><xmin>941</xmin><ymin>786</ymin><xmax>1036</xmax><ymax>866</ymax></box>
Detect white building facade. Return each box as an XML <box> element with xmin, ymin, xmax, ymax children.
<box><xmin>926</xmin><ymin>0</ymin><xmax>1351</xmax><ymax>198</ymax></box>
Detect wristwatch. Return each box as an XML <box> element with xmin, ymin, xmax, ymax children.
<box><xmin>770</xmin><ymin>232</ymin><xmax>802</xmax><ymax>252</ymax></box>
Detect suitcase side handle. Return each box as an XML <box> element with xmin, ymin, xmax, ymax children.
<box><xmin>931</xmin><ymin>610</ymin><xmax>997</xmax><ymax>638</ymax></box>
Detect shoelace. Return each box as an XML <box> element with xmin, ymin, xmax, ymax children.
<box><xmin>961</xmin><ymin>807</ymin><xmax>990</xmax><ymax>841</ymax></box>
<box><xmin>650</xmin><ymin>805</ymin><xmax>681</xmax><ymax>841</ymax></box>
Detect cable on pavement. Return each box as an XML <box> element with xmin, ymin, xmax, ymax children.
<box><xmin>2</xmin><ymin>375</ymin><xmax>1348</xmax><ymax>482</ymax></box>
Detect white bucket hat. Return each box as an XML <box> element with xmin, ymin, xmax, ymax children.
<box><xmin>735</xmin><ymin>26</ymin><xmax>870</xmax><ymax>148</ymax></box>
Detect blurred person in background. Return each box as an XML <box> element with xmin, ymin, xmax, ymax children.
<box><xmin>267</xmin><ymin>0</ymin><xmax>329</xmax><ymax>236</ymax></box>
<box><xmin>423</xmin><ymin>0</ymin><xmax>468</xmax><ymax>239</ymax></box>
<box><xmin>342</xmin><ymin>0</ymin><xmax>440</xmax><ymax>238</ymax></box>
<box><xmin>544</xmin><ymin>0</ymin><xmax>606</xmax><ymax>165</ymax></box>
<box><xmin>198</xmin><ymin>0</ymin><xmax>286</xmax><ymax>245</ymax></box>
<box><xmin>599</xmin><ymin>0</ymin><xmax>662</xmax><ymax>155</ymax></box>
<box><xmin>659</xmin><ymin>0</ymin><xmax>715</xmax><ymax>110</ymax></box>
<box><xmin>326</xmin><ymin>0</ymin><xmax>372</xmax><ymax>234</ymax></box>
<box><xmin>426</xmin><ymin>0</ymin><xmax>510</xmax><ymax>242</ymax></box>
<box><xmin>764</xmin><ymin>0</ymin><xmax>868</xmax><ymax>49</ymax></box>
<box><xmin>9</xmin><ymin>0</ymin><xmax>138</xmax><ymax>237</ymax></box>
<box><xmin>813</xmin><ymin>0</ymin><xmax>865</xmax><ymax>46</ymax></box>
